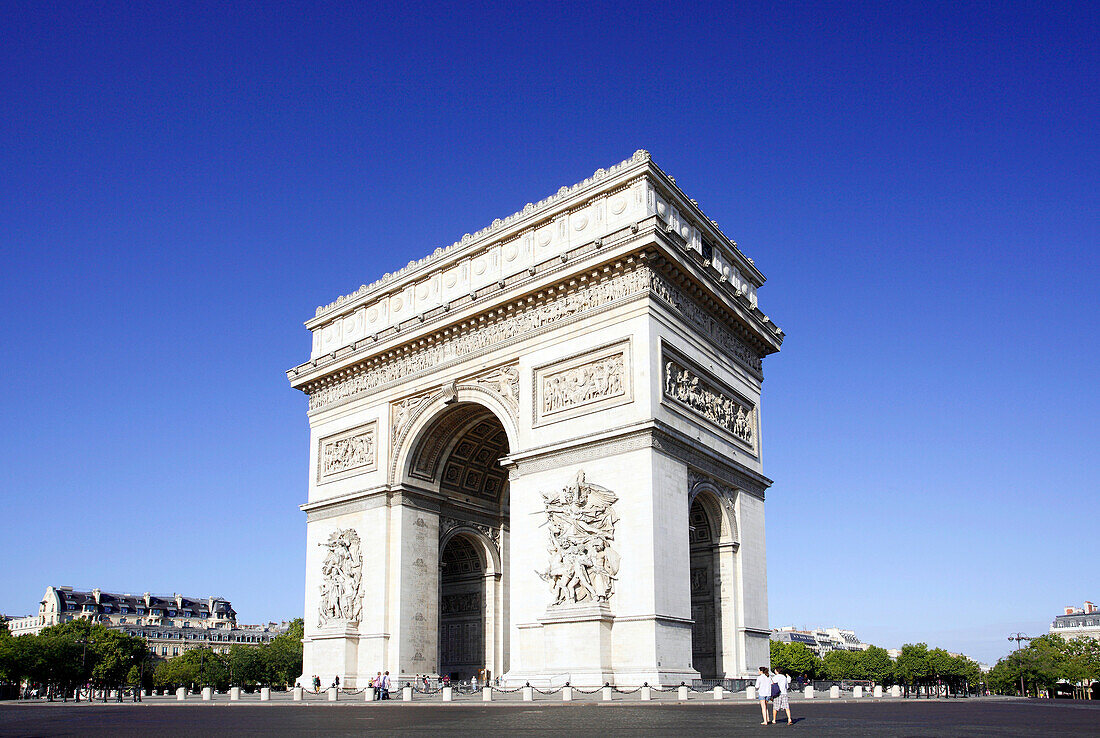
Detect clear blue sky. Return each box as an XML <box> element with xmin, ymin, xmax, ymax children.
<box><xmin>2</xmin><ymin>2</ymin><xmax>1096</xmax><ymax>665</ymax></box>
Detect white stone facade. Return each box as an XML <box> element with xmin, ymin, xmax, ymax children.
<box><xmin>288</xmin><ymin>151</ymin><xmax>783</xmax><ymax>687</ymax></box>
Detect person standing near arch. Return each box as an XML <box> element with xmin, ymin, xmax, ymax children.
<box><xmin>756</xmin><ymin>666</ymin><xmax>773</xmax><ymax>725</ymax></box>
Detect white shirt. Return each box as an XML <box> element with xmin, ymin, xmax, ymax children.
<box><xmin>755</xmin><ymin>673</ymin><xmax>771</xmax><ymax>696</ymax></box>
<box><xmin>776</xmin><ymin>673</ymin><xmax>790</xmax><ymax>695</ymax></box>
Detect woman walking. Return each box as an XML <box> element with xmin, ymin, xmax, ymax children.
<box><xmin>756</xmin><ymin>666</ymin><xmax>773</xmax><ymax>725</ymax></box>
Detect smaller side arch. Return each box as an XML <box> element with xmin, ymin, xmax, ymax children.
<box><xmin>689</xmin><ymin>480</ymin><xmax>739</xmax><ymax>546</ymax></box>
<box><xmin>439</xmin><ymin>524</ymin><xmax>502</xmax><ymax>578</ymax></box>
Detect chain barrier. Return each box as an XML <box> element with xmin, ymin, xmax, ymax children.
<box><xmin>571</xmin><ymin>686</ymin><xmax>604</xmax><ymax>694</ymax></box>
<box><xmin>613</xmin><ymin>686</ymin><xmax>643</xmax><ymax>694</ymax></box>
<box><xmin>531</xmin><ymin>686</ymin><xmax>563</xmax><ymax>695</ymax></box>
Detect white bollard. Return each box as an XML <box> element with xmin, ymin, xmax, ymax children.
<box><xmin>202</xmin><ymin>687</ymin><xmax>212</xmax><ymax>701</ymax></box>
<box><xmin>891</xmin><ymin>685</ymin><xmax>901</xmax><ymax>698</ymax></box>
<box><xmin>292</xmin><ymin>686</ymin><xmax>302</xmax><ymax>701</ymax></box>
<box><xmin>641</xmin><ymin>685</ymin><xmax>651</xmax><ymax>701</ymax></box>
<box><xmin>403</xmin><ymin>686</ymin><xmax>413</xmax><ymax>702</ymax></box>
<box><xmin>602</xmin><ymin>686</ymin><xmax>613</xmax><ymax>701</ymax></box>
<box><xmin>713</xmin><ymin>686</ymin><xmax>724</xmax><ymax>700</ymax></box>
<box><xmin>805</xmin><ymin>685</ymin><xmax>815</xmax><ymax>699</ymax></box>
<box><xmin>562</xmin><ymin>686</ymin><xmax>572</xmax><ymax>701</ymax></box>
<box><xmin>678</xmin><ymin>685</ymin><xmax>689</xmax><ymax>700</ymax></box>
<box><xmin>747</xmin><ymin>686</ymin><xmax>756</xmax><ymax>700</ymax></box>
<box><xmin>853</xmin><ymin>686</ymin><xmax>863</xmax><ymax>699</ymax></box>
<box><xmin>482</xmin><ymin>686</ymin><xmax>492</xmax><ymax>702</ymax></box>
<box><xmin>522</xmin><ymin>686</ymin><xmax>533</xmax><ymax>701</ymax></box>
<box><xmin>365</xmin><ymin>689</ymin><xmax>374</xmax><ymax>702</ymax></box>
<box><xmin>260</xmin><ymin>687</ymin><xmax>271</xmax><ymax>701</ymax></box>
<box><xmin>874</xmin><ymin>685</ymin><xmax>883</xmax><ymax>698</ymax></box>
<box><xmin>829</xmin><ymin>686</ymin><xmax>840</xmax><ymax>699</ymax></box>
<box><xmin>442</xmin><ymin>686</ymin><xmax>453</xmax><ymax>702</ymax></box>
<box><xmin>327</xmin><ymin>687</ymin><xmax>338</xmax><ymax>702</ymax></box>
<box><xmin>142</xmin><ymin>689</ymin><xmax>150</xmax><ymax>697</ymax></box>
<box><xmin>176</xmin><ymin>686</ymin><xmax>187</xmax><ymax>701</ymax></box>
<box><xmin>230</xmin><ymin>687</ymin><xmax>241</xmax><ymax>701</ymax></box>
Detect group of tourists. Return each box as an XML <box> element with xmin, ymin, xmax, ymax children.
<box><xmin>305</xmin><ymin>672</ymin><xmax>390</xmax><ymax>699</ymax></box>
<box><xmin>755</xmin><ymin>666</ymin><xmax>794</xmax><ymax>726</ymax></box>
<box><xmin>368</xmin><ymin>671</ymin><xmax>392</xmax><ymax>699</ymax></box>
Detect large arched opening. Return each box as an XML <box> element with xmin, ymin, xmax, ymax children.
<box><xmin>401</xmin><ymin>399</ymin><xmax>511</xmax><ymax>683</ymax></box>
<box><xmin>688</xmin><ymin>490</ymin><xmax>728</xmax><ymax>680</ymax></box>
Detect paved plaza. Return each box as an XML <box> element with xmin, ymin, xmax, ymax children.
<box><xmin>2</xmin><ymin>697</ymin><xmax>1097</xmax><ymax>737</ymax></box>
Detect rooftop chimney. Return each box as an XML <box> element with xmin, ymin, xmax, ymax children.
<box><xmin>1065</xmin><ymin>606</ymin><xmax>1076</xmax><ymax>615</ymax></box>
<box><xmin>1086</xmin><ymin>601</ymin><xmax>1097</xmax><ymax>614</ymax></box>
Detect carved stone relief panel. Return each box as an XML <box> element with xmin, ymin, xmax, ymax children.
<box><xmin>662</xmin><ymin>346</ymin><xmax>757</xmax><ymax>452</ymax></box>
<box><xmin>390</xmin><ymin>390</ymin><xmax>435</xmax><ymax>449</ymax></box>
<box><xmin>317</xmin><ymin>421</ymin><xmax>378</xmax><ymax>483</ymax></box>
<box><xmin>464</xmin><ymin>363</ymin><xmax>520</xmax><ymax>419</ymax></box>
<box><xmin>533</xmin><ymin>340</ymin><xmax>633</xmax><ymax>427</ymax></box>
<box><xmin>317</xmin><ymin>528</ymin><xmax>363</xmax><ymax>627</ymax></box>
<box><xmin>537</xmin><ymin>470</ymin><xmax>620</xmax><ymax>606</ymax></box>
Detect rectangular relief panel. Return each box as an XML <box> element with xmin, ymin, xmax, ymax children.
<box><xmin>661</xmin><ymin>343</ymin><xmax>758</xmax><ymax>454</ymax></box>
<box><xmin>533</xmin><ymin>339</ymin><xmax>633</xmax><ymax>427</ymax></box>
<box><xmin>317</xmin><ymin>420</ymin><xmax>378</xmax><ymax>484</ymax></box>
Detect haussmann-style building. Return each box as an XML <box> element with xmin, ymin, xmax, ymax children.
<box><xmin>286</xmin><ymin>151</ymin><xmax>784</xmax><ymax>687</ymax></box>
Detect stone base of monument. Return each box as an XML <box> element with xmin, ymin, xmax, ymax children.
<box><xmin>308</xmin><ymin>621</ymin><xmax>361</xmax><ymax>689</ymax></box>
<box><xmin>505</xmin><ymin>602</ymin><xmax>699</xmax><ymax>688</ymax></box>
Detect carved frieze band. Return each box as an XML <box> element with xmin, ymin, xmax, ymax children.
<box><xmin>318</xmin><ymin>421</ymin><xmax>378</xmax><ymax>483</ymax></box>
<box><xmin>308</xmin><ymin>267</ymin><xmax>651</xmax><ymax>412</ymax></box>
<box><xmin>534</xmin><ymin>340</ymin><xmax>632</xmax><ymax>427</ymax></box>
<box><xmin>650</xmin><ymin>271</ymin><xmax>763</xmax><ymax>376</ymax></box>
<box><xmin>662</xmin><ymin>346</ymin><xmax>757</xmax><ymax>452</ymax></box>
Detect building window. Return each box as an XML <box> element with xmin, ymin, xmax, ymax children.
<box><xmin>172</xmin><ymin>647</ymin><xmax>179</xmax><ymax>656</ymax></box>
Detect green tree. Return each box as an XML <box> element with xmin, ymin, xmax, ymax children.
<box><xmin>860</xmin><ymin>645</ymin><xmax>894</xmax><ymax>684</ymax></box>
<box><xmin>263</xmin><ymin>619</ymin><xmax>304</xmax><ymax>688</ymax></box>
<box><xmin>228</xmin><ymin>645</ymin><xmax>267</xmax><ymax>687</ymax></box>
<box><xmin>894</xmin><ymin>643</ymin><xmax>931</xmax><ymax>688</ymax></box>
<box><xmin>822</xmin><ymin>649</ymin><xmax>860</xmax><ymax>680</ymax></box>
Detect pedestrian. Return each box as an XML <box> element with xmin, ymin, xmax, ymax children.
<box><xmin>772</xmin><ymin>667</ymin><xmax>793</xmax><ymax>725</ymax></box>
<box><xmin>381</xmin><ymin>671</ymin><xmax>391</xmax><ymax>699</ymax></box>
<box><xmin>312</xmin><ymin>675</ymin><xmax>321</xmax><ymax>692</ymax></box>
<box><xmin>334</xmin><ymin>675</ymin><xmax>340</xmax><ymax>691</ymax></box>
<box><xmin>756</xmin><ymin>666</ymin><xmax>773</xmax><ymax>726</ymax></box>
<box><xmin>374</xmin><ymin>671</ymin><xmax>383</xmax><ymax>700</ymax></box>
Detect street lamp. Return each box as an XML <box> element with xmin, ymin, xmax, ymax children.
<box><xmin>1008</xmin><ymin>633</ymin><xmax>1033</xmax><ymax>698</ymax></box>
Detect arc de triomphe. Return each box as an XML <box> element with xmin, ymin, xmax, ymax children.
<box><xmin>287</xmin><ymin>151</ymin><xmax>783</xmax><ymax>687</ymax></box>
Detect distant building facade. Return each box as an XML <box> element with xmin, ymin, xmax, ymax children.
<box><xmin>771</xmin><ymin>626</ymin><xmax>870</xmax><ymax>655</ymax></box>
<box><xmin>7</xmin><ymin>586</ymin><xmax>286</xmax><ymax>656</ymax></box>
<box><xmin>1050</xmin><ymin>600</ymin><xmax>1100</xmax><ymax>641</ymax></box>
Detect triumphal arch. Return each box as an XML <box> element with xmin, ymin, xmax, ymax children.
<box><xmin>287</xmin><ymin>151</ymin><xmax>783</xmax><ymax>687</ymax></box>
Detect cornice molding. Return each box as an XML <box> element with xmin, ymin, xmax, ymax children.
<box><xmin>309</xmin><ymin>150</ymin><xmax>654</xmax><ymax>321</ymax></box>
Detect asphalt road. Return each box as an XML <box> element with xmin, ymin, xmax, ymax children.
<box><xmin>1</xmin><ymin>698</ymin><xmax>1098</xmax><ymax>737</ymax></box>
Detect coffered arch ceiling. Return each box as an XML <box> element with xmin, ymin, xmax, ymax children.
<box><xmin>409</xmin><ymin>403</ymin><xmax>509</xmax><ymax>505</ymax></box>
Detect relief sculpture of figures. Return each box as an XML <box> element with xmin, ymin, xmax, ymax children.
<box><xmin>322</xmin><ymin>432</ymin><xmax>375</xmax><ymax>475</ymax></box>
<box><xmin>317</xmin><ymin>528</ymin><xmax>363</xmax><ymax>626</ymax></box>
<box><xmin>543</xmin><ymin>354</ymin><xmax>625</xmax><ymax>415</ymax></box>
<box><xmin>664</xmin><ymin>360</ymin><xmax>754</xmax><ymax>445</ymax></box>
<box><xmin>537</xmin><ymin>470</ymin><xmax>620</xmax><ymax>606</ymax></box>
